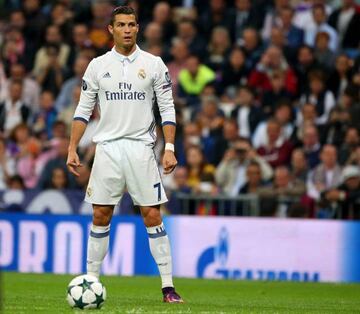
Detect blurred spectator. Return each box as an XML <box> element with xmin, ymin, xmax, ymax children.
<box><xmin>294</xmin><ymin>45</ymin><xmax>324</xmax><ymax>96</ymax></box>
<box><xmin>290</xmin><ymin>148</ymin><xmax>309</xmax><ymax>182</ymax></box>
<box><xmin>46</xmin><ymin>167</ymin><xmax>69</xmax><ymax>190</ymax></box>
<box><xmin>293</xmin><ymin>0</ymin><xmax>333</xmax><ymax>32</ymax></box>
<box><xmin>327</xmin><ymin>54</ymin><xmax>353</xmax><ymax>100</ymax></box>
<box><xmin>258</xmin><ymin>166</ymin><xmax>306</xmax><ymax>216</ymax></box>
<box><xmin>1</xmin><ymin>28</ymin><xmax>27</xmax><ymax>75</ymax></box>
<box><xmin>261</xmin><ymin>0</ymin><xmax>288</xmax><ymax>41</ymax></box>
<box><xmin>32</xmin><ymin>90</ymin><xmax>58</xmax><ymax>139</ymax></box>
<box><xmin>193</xmin><ymin>96</ymin><xmax>224</xmax><ymax>164</ymax></box>
<box><xmin>0</xmin><ymin>137</ymin><xmax>15</xmax><ymax>189</ymax></box>
<box><xmin>35</xmin><ymin>44</ymin><xmax>66</xmax><ymax>96</ymax></box>
<box><xmin>231</xmin><ymin>85</ymin><xmax>263</xmax><ymax>139</ymax></box>
<box><xmin>206</xmin><ymin>26</ymin><xmax>231</xmax><ymax>71</ymax></box>
<box><xmin>55</xmin><ymin>55</ymin><xmax>89</xmax><ymax>111</ymax></box>
<box><xmin>248</xmin><ymin>45</ymin><xmax>298</xmax><ymax>97</ymax></box>
<box><xmin>74</xmin><ymin>163</ymin><xmax>91</xmax><ymax>191</ymax></box>
<box><xmin>51</xmin><ymin>120</ymin><xmax>68</xmax><ymax>139</ymax></box>
<box><xmin>339</xmin><ymin>127</ymin><xmax>360</xmax><ymax>165</ymax></box>
<box><xmin>239</xmin><ymin>27</ymin><xmax>264</xmax><ymax>70</ymax></box>
<box><xmin>301</xmin><ymin>124</ymin><xmax>322</xmax><ymax>169</ymax></box>
<box><xmin>199</xmin><ymin>0</ymin><xmax>234</xmax><ymax>41</ymax></box>
<box><xmin>314</xmin><ymin>32</ymin><xmax>337</xmax><ymax>71</ymax></box>
<box><xmin>7</xmin><ymin>123</ymin><xmax>31</xmax><ymax>158</ymax></box>
<box><xmin>321</xmin><ymin>106</ymin><xmax>350</xmax><ymax>146</ymax></box>
<box><xmin>261</xmin><ymin>71</ymin><xmax>293</xmax><ymax>117</ymax></box>
<box><xmin>304</xmin><ymin>4</ymin><xmax>338</xmax><ymax>51</ymax></box>
<box><xmin>328</xmin><ymin>0</ymin><xmax>360</xmax><ymax>52</ymax></box>
<box><xmin>212</xmin><ymin>118</ymin><xmax>240</xmax><ymax>165</ymax></box>
<box><xmin>0</xmin><ymin>80</ymin><xmax>31</xmax><ymax>134</ymax></box>
<box><xmin>58</xmin><ymin>85</ymin><xmax>81</xmax><ymax>133</ymax></box>
<box><xmin>258</xmin><ymin>166</ymin><xmax>306</xmax><ymax>197</ymax></box>
<box><xmin>185</xmin><ymin>145</ymin><xmax>215</xmax><ymax>192</ymax></box>
<box><xmin>257</xmin><ymin>119</ymin><xmax>294</xmax><ymax>168</ymax></box>
<box><xmin>167</xmin><ymin>166</ymin><xmax>192</xmax><ymax>214</ymax></box>
<box><xmin>22</xmin><ymin>0</ymin><xmax>47</xmax><ymax>50</ymax></box>
<box><xmin>300</xmin><ymin>70</ymin><xmax>336</xmax><ymax>125</ymax></box>
<box><xmin>233</xmin><ymin>0</ymin><xmax>264</xmax><ymax>42</ymax></box>
<box><xmin>167</xmin><ymin>39</ymin><xmax>189</xmax><ymax>95</ymax></box>
<box><xmin>37</xmin><ymin>137</ymin><xmax>77</xmax><ymax>189</ymax></box>
<box><xmin>307</xmin><ymin>144</ymin><xmax>342</xmax><ymax>201</ymax></box>
<box><xmin>178</xmin><ymin>55</ymin><xmax>216</xmax><ymax>105</ymax></box>
<box><xmin>219</xmin><ymin>46</ymin><xmax>248</xmax><ymax>92</ymax></box>
<box><xmin>253</xmin><ymin>102</ymin><xmax>294</xmax><ymax>150</ymax></box>
<box><xmin>239</xmin><ymin>161</ymin><xmax>265</xmax><ymax>194</ymax></box>
<box><xmin>7</xmin><ymin>174</ymin><xmax>25</xmax><ymax>190</ymax></box>
<box><xmin>32</xmin><ymin>24</ymin><xmax>70</xmax><ymax>77</ymax></box>
<box><xmin>8</xmin><ymin>10</ymin><xmax>36</xmax><ymax>71</ymax></box>
<box><xmin>1</xmin><ymin>63</ymin><xmax>40</xmax><ymax>111</ymax></box>
<box><xmin>16</xmin><ymin>137</ymin><xmax>56</xmax><ymax>188</ymax></box>
<box><xmin>278</xmin><ymin>5</ymin><xmax>304</xmax><ymax>48</ymax></box>
<box><xmin>88</xmin><ymin>0</ymin><xmax>113</xmax><ymax>50</ymax></box>
<box><xmin>320</xmin><ymin>165</ymin><xmax>360</xmax><ymax>219</ymax></box>
<box><xmin>175</xmin><ymin>19</ymin><xmax>207</xmax><ymax>58</ymax></box>
<box><xmin>67</xmin><ymin>24</ymin><xmax>91</xmax><ymax>70</ymax></box>
<box><xmin>151</xmin><ymin>2</ymin><xmax>176</xmax><ymax>45</ymax></box>
<box><xmin>0</xmin><ymin>62</ymin><xmax>7</xmax><ymax>102</ymax></box>
<box><xmin>340</xmin><ymin>85</ymin><xmax>360</xmax><ymax>129</ymax></box>
<box><xmin>216</xmin><ymin>138</ymin><xmax>273</xmax><ymax>196</ymax></box>
<box><xmin>140</xmin><ymin>22</ymin><xmax>164</xmax><ymax>53</ymax></box>
<box><xmin>48</xmin><ymin>2</ymin><xmax>73</xmax><ymax>41</ymax></box>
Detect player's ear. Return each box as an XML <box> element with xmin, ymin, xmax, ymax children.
<box><xmin>108</xmin><ymin>24</ymin><xmax>114</xmax><ymax>35</ymax></box>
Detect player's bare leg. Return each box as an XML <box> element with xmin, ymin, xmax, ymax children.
<box><xmin>141</xmin><ymin>205</ymin><xmax>183</xmax><ymax>303</ymax></box>
<box><xmin>87</xmin><ymin>204</ymin><xmax>114</xmax><ymax>278</ymax></box>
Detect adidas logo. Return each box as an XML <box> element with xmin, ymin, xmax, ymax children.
<box><xmin>103</xmin><ymin>72</ymin><xmax>111</xmax><ymax>78</ymax></box>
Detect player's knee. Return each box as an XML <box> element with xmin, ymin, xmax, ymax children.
<box><xmin>93</xmin><ymin>207</ymin><xmax>112</xmax><ymax>226</ymax></box>
<box><xmin>143</xmin><ymin>208</ymin><xmax>162</xmax><ymax>227</ymax></box>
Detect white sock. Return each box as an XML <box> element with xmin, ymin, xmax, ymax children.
<box><xmin>87</xmin><ymin>224</ymin><xmax>110</xmax><ymax>278</ymax></box>
<box><xmin>146</xmin><ymin>223</ymin><xmax>174</xmax><ymax>288</ymax></box>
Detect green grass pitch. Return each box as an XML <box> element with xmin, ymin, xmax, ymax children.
<box><xmin>2</xmin><ymin>272</ymin><xmax>360</xmax><ymax>313</ymax></box>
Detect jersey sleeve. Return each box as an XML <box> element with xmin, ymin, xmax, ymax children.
<box><xmin>153</xmin><ymin>57</ymin><xmax>176</xmax><ymax>126</ymax></box>
<box><xmin>73</xmin><ymin>59</ymin><xmax>99</xmax><ymax>123</ymax></box>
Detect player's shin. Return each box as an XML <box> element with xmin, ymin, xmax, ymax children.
<box><xmin>146</xmin><ymin>223</ymin><xmax>174</xmax><ymax>288</ymax></box>
<box><xmin>87</xmin><ymin>224</ymin><xmax>110</xmax><ymax>278</ymax></box>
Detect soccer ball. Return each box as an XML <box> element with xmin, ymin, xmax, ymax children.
<box><xmin>66</xmin><ymin>274</ymin><xmax>106</xmax><ymax>309</ymax></box>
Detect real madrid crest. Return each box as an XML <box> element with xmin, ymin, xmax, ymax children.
<box><xmin>138</xmin><ymin>69</ymin><xmax>146</xmax><ymax>79</ymax></box>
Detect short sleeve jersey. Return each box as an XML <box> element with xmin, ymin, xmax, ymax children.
<box><xmin>74</xmin><ymin>45</ymin><xmax>176</xmax><ymax>144</ymax></box>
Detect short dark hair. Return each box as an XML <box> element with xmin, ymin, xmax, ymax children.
<box><xmin>110</xmin><ymin>6</ymin><xmax>138</xmax><ymax>25</ymax></box>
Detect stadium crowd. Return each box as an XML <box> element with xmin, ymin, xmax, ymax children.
<box><xmin>0</xmin><ymin>0</ymin><xmax>360</xmax><ymax>219</ymax></box>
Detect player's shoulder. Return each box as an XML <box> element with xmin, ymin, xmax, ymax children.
<box><xmin>138</xmin><ymin>48</ymin><xmax>163</xmax><ymax>65</ymax></box>
<box><xmin>88</xmin><ymin>51</ymin><xmax>114</xmax><ymax>69</ymax></box>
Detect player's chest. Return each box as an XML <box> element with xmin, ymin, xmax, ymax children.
<box><xmin>98</xmin><ymin>63</ymin><xmax>153</xmax><ymax>92</ymax></box>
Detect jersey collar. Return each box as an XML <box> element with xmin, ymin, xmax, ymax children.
<box><xmin>112</xmin><ymin>45</ymin><xmax>140</xmax><ymax>63</ymax></box>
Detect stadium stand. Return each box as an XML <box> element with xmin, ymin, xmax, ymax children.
<box><xmin>0</xmin><ymin>0</ymin><xmax>359</xmax><ymax>219</ymax></box>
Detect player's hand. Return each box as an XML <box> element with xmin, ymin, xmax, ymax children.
<box><xmin>67</xmin><ymin>150</ymin><xmax>83</xmax><ymax>177</ymax></box>
<box><xmin>162</xmin><ymin>150</ymin><xmax>177</xmax><ymax>174</ymax></box>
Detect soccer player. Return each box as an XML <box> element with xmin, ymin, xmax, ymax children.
<box><xmin>66</xmin><ymin>6</ymin><xmax>183</xmax><ymax>303</ymax></box>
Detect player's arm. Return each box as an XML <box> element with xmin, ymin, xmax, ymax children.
<box><xmin>67</xmin><ymin>120</ymin><xmax>87</xmax><ymax>176</ymax></box>
<box><xmin>153</xmin><ymin>57</ymin><xmax>177</xmax><ymax>174</ymax></box>
<box><xmin>67</xmin><ymin>60</ymin><xmax>98</xmax><ymax>176</ymax></box>
<box><xmin>162</xmin><ymin>123</ymin><xmax>177</xmax><ymax>174</ymax></box>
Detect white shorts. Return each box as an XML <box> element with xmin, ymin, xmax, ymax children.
<box><xmin>85</xmin><ymin>138</ymin><xmax>167</xmax><ymax>206</ymax></box>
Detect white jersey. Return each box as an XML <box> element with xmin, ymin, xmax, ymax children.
<box><xmin>74</xmin><ymin>45</ymin><xmax>176</xmax><ymax>144</ymax></box>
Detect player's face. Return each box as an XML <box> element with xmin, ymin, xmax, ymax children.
<box><xmin>108</xmin><ymin>14</ymin><xmax>139</xmax><ymax>50</ymax></box>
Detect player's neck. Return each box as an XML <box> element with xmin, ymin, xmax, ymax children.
<box><xmin>114</xmin><ymin>44</ymin><xmax>137</xmax><ymax>57</ymax></box>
